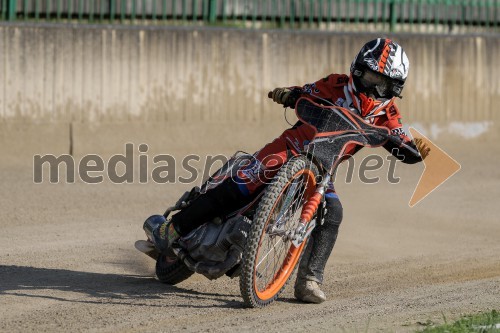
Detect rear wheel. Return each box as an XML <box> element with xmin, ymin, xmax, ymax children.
<box><xmin>156</xmin><ymin>252</ymin><xmax>194</xmax><ymax>285</ymax></box>
<box><xmin>240</xmin><ymin>155</ymin><xmax>319</xmax><ymax>308</ymax></box>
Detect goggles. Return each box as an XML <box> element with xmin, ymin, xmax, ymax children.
<box><xmin>353</xmin><ymin>68</ymin><xmax>404</xmax><ymax>99</ymax></box>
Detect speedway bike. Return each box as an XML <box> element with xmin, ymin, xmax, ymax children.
<box><xmin>136</xmin><ymin>96</ymin><xmax>420</xmax><ymax>308</ymax></box>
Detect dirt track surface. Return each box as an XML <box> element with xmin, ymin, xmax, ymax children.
<box><xmin>1</xmin><ymin>128</ymin><xmax>499</xmax><ymax>333</ymax></box>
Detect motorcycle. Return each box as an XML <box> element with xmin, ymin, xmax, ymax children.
<box><xmin>135</xmin><ymin>96</ymin><xmax>420</xmax><ymax>308</ymax></box>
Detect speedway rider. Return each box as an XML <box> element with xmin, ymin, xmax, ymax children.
<box><xmin>147</xmin><ymin>38</ymin><xmax>429</xmax><ymax>303</ymax></box>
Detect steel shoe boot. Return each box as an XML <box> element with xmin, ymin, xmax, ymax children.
<box><xmin>143</xmin><ymin>215</ymin><xmax>180</xmax><ymax>252</ymax></box>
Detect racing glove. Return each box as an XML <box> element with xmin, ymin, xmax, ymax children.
<box><xmin>414</xmin><ymin>138</ymin><xmax>431</xmax><ymax>160</ymax></box>
<box><xmin>270</xmin><ymin>87</ymin><xmax>299</xmax><ymax>108</ymax></box>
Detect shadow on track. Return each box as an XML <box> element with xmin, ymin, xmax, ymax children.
<box><xmin>0</xmin><ymin>265</ymin><xmax>245</xmax><ymax>309</ymax></box>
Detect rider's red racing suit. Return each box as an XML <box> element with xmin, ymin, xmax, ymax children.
<box><xmin>236</xmin><ymin>73</ymin><xmax>421</xmax><ymax>196</ymax></box>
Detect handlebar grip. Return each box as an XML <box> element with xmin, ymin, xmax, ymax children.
<box><xmin>387</xmin><ymin>135</ymin><xmax>421</xmax><ymax>157</ymax></box>
<box><xmin>268</xmin><ymin>91</ymin><xmax>273</xmax><ymax>98</ymax></box>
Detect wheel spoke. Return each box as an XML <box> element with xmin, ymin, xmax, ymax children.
<box><xmin>256</xmin><ymin>237</ymin><xmax>283</xmax><ymax>269</ymax></box>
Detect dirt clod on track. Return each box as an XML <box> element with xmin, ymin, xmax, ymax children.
<box><xmin>1</xmin><ymin>124</ymin><xmax>499</xmax><ymax>333</ymax></box>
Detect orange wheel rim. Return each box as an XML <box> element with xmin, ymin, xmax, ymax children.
<box><xmin>253</xmin><ymin>169</ymin><xmax>316</xmax><ymax>301</ymax></box>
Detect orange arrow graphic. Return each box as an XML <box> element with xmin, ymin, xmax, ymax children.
<box><xmin>408</xmin><ymin>127</ymin><xmax>461</xmax><ymax>207</ymax></box>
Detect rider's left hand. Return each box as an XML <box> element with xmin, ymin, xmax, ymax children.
<box><xmin>414</xmin><ymin>138</ymin><xmax>431</xmax><ymax>159</ymax></box>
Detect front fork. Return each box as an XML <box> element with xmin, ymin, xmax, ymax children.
<box><xmin>291</xmin><ymin>173</ymin><xmax>330</xmax><ymax>247</ymax></box>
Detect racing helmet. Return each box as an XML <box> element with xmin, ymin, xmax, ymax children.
<box><xmin>348</xmin><ymin>38</ymin><xmax>409</xmax><ymax>117</ymax></box>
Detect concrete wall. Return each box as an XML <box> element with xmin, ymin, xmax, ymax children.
<box><xmin>0</xmin><ymin>23</ymin><xmax>499</xmax><ymax>163</ymax></box>
<box><xmin>1</xmin><ymin>23</ymin><xmax>498</xmax><ymax>124</ymax></box>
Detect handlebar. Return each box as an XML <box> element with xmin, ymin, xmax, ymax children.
<box><xmin>267</xmin><ymin>91</ymin><xmax>421</xmax><ymax>158</ymax></box>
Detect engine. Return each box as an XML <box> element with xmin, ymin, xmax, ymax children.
<box><xmin>177</xmin><ymin>215</ymin><xmax>252</xmax><ymax>280</ymax></box>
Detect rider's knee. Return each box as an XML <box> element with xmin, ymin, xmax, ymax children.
<box><xmin>324</xmin><ymin>193</ymin><xmax>343</xmax><ymax>228</ymax></box>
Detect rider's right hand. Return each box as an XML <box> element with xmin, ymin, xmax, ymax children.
<box><xmin>270</xmin><ymin>88</ymin><xmax>294</xmax><ymax>106</ymax></box>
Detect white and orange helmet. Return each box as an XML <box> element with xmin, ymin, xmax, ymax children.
<box><xmin>348</xmin><ymin>38</ymin><xmax>409</xmax><ymax>117</ymax></box>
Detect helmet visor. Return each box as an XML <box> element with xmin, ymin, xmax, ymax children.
<box><xmin>357</xmin><ymin>70</ymin><xmax>404</xmax><ymax>99</ymax></box>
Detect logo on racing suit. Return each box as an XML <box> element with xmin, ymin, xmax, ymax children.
<box><xmin>302</xmin><ymin>83</ymin><xmax>320</xmax><ymax>94</ymax></box>
<box><xmin>334</xmin><ymin>97</ymin><xmax>345</xmax><ymax>107</ymax></box>
<box><xmin>239</xmin><ymin>160</ymin><xmax>266</xmax><ymax>184</ymax></box>
<box><xmin>391</xmin><ymin>127</ymin><xmax>406</xmax><ymax>136</ymax></box>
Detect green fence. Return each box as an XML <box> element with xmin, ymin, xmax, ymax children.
<box><xmin>1</xmin><ymin>0</ymin><xmax>499</xmax><ymax>32</ymax></box>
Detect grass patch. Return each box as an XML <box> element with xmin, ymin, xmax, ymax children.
<box><xmin>418</xmin><ymin>310</ymin><xmax>500</xmax><ymax>333</ymax></box>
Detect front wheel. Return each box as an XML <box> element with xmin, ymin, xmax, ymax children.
<box><xmin>240</xmin><ymin>155</ymin><xmax>319</xmax><ymax>308</ymax></box>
